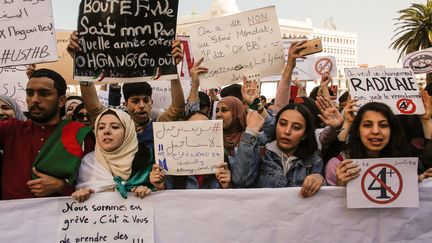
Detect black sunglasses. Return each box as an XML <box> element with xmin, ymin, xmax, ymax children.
<box><xmin>76</xmin><ymin>113</ymin><xmax>90</xmax><ymax>120</ymax></box>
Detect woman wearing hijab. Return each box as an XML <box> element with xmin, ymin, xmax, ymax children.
<box><xmin>72</xmin><ymin>108</ymin><xmax>152</xmax><ymax>202</ymax></box>
<box><xmin>65</xmin><ymin>96</ymin><xmax>83</xmax><ymax>120</ymax></box>
<box><xmin>216</xmin><ymin>96</ymin><xmax>247</xmax><ymax>155</ymax></box>
<box><xmin>0</xmin><ymin>95</ymin><xmax>25</xmax><ymax>121</ymax></box>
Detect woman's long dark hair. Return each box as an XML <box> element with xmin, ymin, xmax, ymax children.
<box><xmin>275</xmin><ymin>103</ymin><xmax>318</xmax><ymax>161</ymax></box>
<box><xmin>348</xmin><ymin>102</ymin><xmax>408</xmax><ymax>159</ymax></box>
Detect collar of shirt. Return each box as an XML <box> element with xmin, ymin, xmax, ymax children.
<box><xmin>266</xmin><ymin>141</ymin><xmax>297</xmax><ymax>175</ymax></box>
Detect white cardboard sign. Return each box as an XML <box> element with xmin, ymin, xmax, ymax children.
<box><xmin>147</xmin><ymin>79</ymin><xmax>191</xmax><ymax>110</ymax></box>
<box><xmin>153</xmin><ymin>120</ymin><xmax>224</xmax><ymax>175</ymax></box>
<box><xmin>0</xmin><ymin>66</ymin><xmax>28</xmax><ymax>111</ymax></box>
<box><xmin>57</xmin><ymin>193</ymin><xmax>154</xmax><ymax>243</ymax></box>
<box><xmin>310</xmin><ymin>55</ymin><xmax>338</xmax><ymax>79</ymax></box>
<box><xmin>402</xmin><ymin>47</ymin><xmax>432</xmax><ymax>74</ymax></box>
<box><xmin>345</xmin><ymin>68</ymin><xmax>424</xmax><ymax>115</ymax></box>
<box><xmin>347</xmin><ymin>157</ymin><xmax>419</xmax><ymax>208</ymax></box>
<box><xmin>0</xmin><ymin>0</ymin><xmax>57</xmax><ymax>67</ymax></box>
<box><xmin>189</xmin><ymin>6</ymin><xmax>285</xmax><ymax>89</ymax></box>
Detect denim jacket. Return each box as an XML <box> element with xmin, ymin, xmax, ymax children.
<box><xmin>233</xmin><ymin>132</ymin><xmax>324</xmax><ymax>188</ymax></box>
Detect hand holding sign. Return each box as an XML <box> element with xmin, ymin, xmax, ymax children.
<box><xmin>336</xmin><ymin>160</ymin><xmax>361</xmax><ymax>186</ymax></box>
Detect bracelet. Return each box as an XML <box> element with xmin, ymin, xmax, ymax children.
<box><xmin>79</xmin><ymin>81</ymin><xmax>94</xmax><ymax>86</ymax></box>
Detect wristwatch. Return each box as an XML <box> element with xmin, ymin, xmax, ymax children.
<box><xmin>79</xmin><ymin>81</ymin><xmax>93</xmax><ymax>86</ymax></box>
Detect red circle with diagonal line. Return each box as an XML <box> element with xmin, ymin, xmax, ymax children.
<box><xmin>361</xmin><ymin>163</ymin><xmax>403</xmax><ymax>204</ymax></box>
<box><xmin>396</xmin><ymin>98</ymin><xmax>416</xmax><ymax>114</ymax></box>
<box><xmin>315</xmin><ymin>58</ymin><xmax>333</xmax><ymax>75</ymax></box>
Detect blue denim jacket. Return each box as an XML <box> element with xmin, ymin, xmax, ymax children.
<box><xmin>233</xmin><ymin>132</ymin><xmax>324</xmax><ymax>188</ymax></box>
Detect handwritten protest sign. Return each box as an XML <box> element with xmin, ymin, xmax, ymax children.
<box><xmin>147</xmin><ymin>79</ymin><xmax>191</xmax><ymax>110</ymax></box>
<box><xmin>0</xmin><ymin>66</ymin><xmax>28</xmax><ymax>111</ymax></box>
<box><xmin>347</xmin><ymin>157</ymin><xmax>418</xmax><ymax>208</ymax></box>
<box><xmin>345</xmin><ymin>68</ymin><xmax>425</xmax><ymax>115</ymax></box>
<box><xmin>153</xmin><ymin>120</ymin><xmax>224</xmax><ymax>175</ymax></box>
<box><xmin>37</xmin><ymin>31</ymin><xmax>77</xmax><ymax>85</ymax></box>
<box><xmin>0</xmin><ymin>0</ymin><xmax>57</xmax><ymax>67</ymax></box>
<box><xmin>402</xmin><ymin>47</ymin><xmax>432</xmax><ymax>74</ymax></box>
<box><xmin>74</xmin><ymin>0</ymin><xmax>179</xmax><ymax>83</ymax></box>
<box><xmin>96</xmin><ymin>89</ymin><xmax>109</xmax><ymax>107</ymax></box>
<box><xmin>189</xmin><ymin>6</ymin><xmax>285</xmax><ymax>89</ymax></box>
<box><xmin>57</xmin><ymin>193</ymin><xmax>154</xmax><ymax>243</ymax></box>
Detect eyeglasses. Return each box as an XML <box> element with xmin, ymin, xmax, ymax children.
<box><xmin>76</xmin><ymin>113</ymin><xmax>91</xmax><ymax>120</ymax></box>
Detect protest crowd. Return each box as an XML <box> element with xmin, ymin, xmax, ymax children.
<box><xmin>2</xmin><ymin>2</ymin><xmax>432</xmax><ymax>241</ymax></box>
<box><xmin>1</xmin><ymin>33</ymin><xmax>432</xmax><ymax>201</ymax></box>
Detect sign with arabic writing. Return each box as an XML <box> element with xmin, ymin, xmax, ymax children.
<box><xmin>0</xmin><ymin>65</ymin><xmax>28</xmax><ymax>111</ymax></box>
<box><xmin>0</xmin><ymin>0</ymin><xmax>57</xmax><ymax>67</ymax></box>
<box><xmin>153</xmin><ymin>120</ymin><xmax>224</xmax><ymax>175</ymax></box>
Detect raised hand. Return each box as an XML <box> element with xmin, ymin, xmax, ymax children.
<box><xmin>316</xmin><ymin>96</ymin><xmax>343</xmax><ymax>129</ymax></box>
<box><xmin>190</xmin><ymin>57</ymin><xmax>208</xmax><ymax>87</ymax></box>
<box><xmin>241</xmin><ymin>75</ymin><xmax>260</xmax><ymax>105</ymax></box>
<box><xmin>171</xmin><ymin>39</ymin><xmax>183</xmax><ymax>65</ymax></box>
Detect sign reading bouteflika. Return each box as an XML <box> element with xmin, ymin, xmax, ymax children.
<box><xmin>0</xmin><ymin>0</ymin><xmax>57</xmax><ymax>67</ymax></box>
<box><xmin>74</xmin><ymin>0</ymin><xmax>179</xmax><ymax>83</ymax></box>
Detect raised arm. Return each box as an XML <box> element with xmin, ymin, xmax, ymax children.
<box><xmin>158</xmin><ymin>39</ymin><xmax>186</xmax><ymax>122</ymax></box>
<box><xmin>185</xmin><ymin>57</ymin><xmax>208</xmax><ymax>114</ymax></box>
<box><xmin>274</xmin><ymin>41</ymin><xmax>306</xmax><ymax>113</ymax></box>
<box><xmin>67</xmin><ymin>31</ymin><xmax>105</xmax><ymax>120</ymax></box>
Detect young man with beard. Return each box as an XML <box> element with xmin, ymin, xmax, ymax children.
<box><xmin>0</xmin><ymin>69</ymin><xmax>93</xmax><ymax>200</ymax></box>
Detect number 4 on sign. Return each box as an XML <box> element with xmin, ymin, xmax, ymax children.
<box><xmin>367</xmin><ymin>167</ymin><xmax>395</xmax><ymax>199</ymax></box>
<box><xmin>347</xmin><ymin>158</ymin><xmax>419</xmax><ymax>208</ymax></box>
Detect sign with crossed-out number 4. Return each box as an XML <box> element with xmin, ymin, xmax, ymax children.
<box><xmin>347</xmin><ymin>157</ymin><xmax>419</xmax><ymax>208</ymax></box>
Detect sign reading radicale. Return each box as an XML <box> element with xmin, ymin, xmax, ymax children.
<box><xmin>74</xmin><ymin>0</ymin><xmax>179</xmax><ymax>83</ymax></box>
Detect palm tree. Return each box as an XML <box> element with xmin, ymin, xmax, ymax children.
<box><xmin>390</xmin><ymin>1</ymin><xmax>432</xmax><ymax>83</ymax></box>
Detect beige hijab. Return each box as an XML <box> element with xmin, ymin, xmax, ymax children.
<box><xmin>94</xmin><ymin>109</ymin><xmax>138</xmax><ymax>181</ymax></box>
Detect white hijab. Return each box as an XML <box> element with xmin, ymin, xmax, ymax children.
<box><xmin>94</xmin><ymin>108</ymin><xmax>138</xmax><ymax>181</ymax></box>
